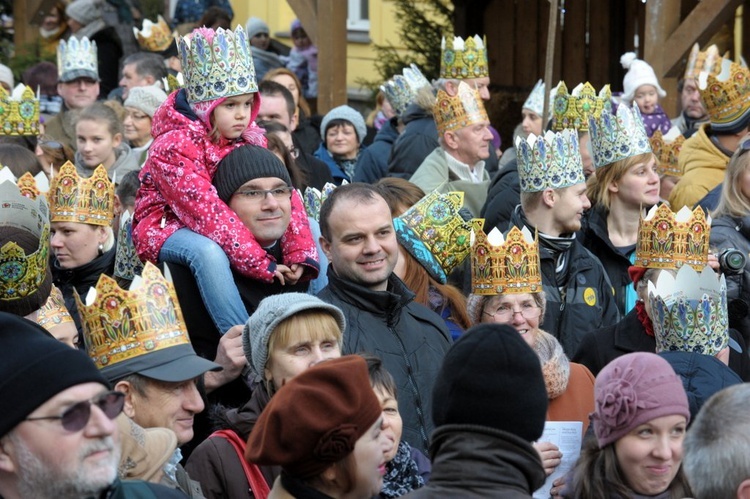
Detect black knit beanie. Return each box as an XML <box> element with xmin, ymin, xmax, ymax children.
<box><xmin>432</xmin><ymin>323</ymin><xmax>548</xmax><ymax>442</ymax></box>
<box><xmin>213</xmin><ymin>145</ymin><xmax>292</xmax><ymax>203</ymax></box>
<box><xmin>0</xmin><ymin>226</ymin><xmax>52</xmax><ymax>317</ymax></box>
<box><xmin>0</xmin><ymin>312</ymin><xmax>109</xmax><ymax>437</ymax></box>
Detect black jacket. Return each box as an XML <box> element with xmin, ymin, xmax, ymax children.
<box><xmin>481</xmin><ymin>157</ymin><xmax>520</xmax><ymax>232</ymax></box>
<box><xmin>317</xmin><ymin>269</ymin><xmax>452</xmax><ymax>453</ymax></box>
<box><xmin>354</xmin><ymin>117</ymin><xmax>400</xmax><ymax>183</ymax></box>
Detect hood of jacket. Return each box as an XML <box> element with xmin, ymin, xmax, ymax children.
<box><xmin>680</xmin><ymin>124</ymin><xmax>731</xmax><ymax>177</ymax></box>
<box><xmin>400</xmin><ymin>102</ymin><xmax>433</xmax><ymax>126</ymax></box>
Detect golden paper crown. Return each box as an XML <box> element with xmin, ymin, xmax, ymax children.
<box><xmin>684</xmin><ymin>44</ymin><xmax>722</xmax><ymax>81</ymax></box>
<box><xmin>649</xmin><ymin>129</ymin><xmax>685</xmax><ymax>177</ymax></box>
<box><xmin>0</xmin><ymin>168</ymin><xmax>49</xmax><ymax>198</ymax></box>
<box><xmin>37</xmin><ymin>285</ymin><xmax>74</xmax><ymax>331</ymax></box>
<box><xmin>470</xmin><ymin>224</ymin><xmax>542</xmax><ymax>295</ymax></box>
<box><xmin>75</xmin><ymin>262</ymin><xmax>191</xmax><ymax>370</ymax></box>
<box><xmin>134</xmin><ymin>15</ymin><xmax>175</xmax><ymax>52</ymax></box>
<box><xmin>699</xmin><ymin>58</ymin><xmax>750</xmax><ymax>131</ymax></box>
<box><xmin>440</xmin><ymin>35</ymin><xmax>488</xmax><ymax>79</ymax></box>
<box><xmin>48</xmin><ymin>162</ymin><xmax>114</xmax><ymax>226</ymax></box>
<box><xmin>0</xmin><ymin>85</ymin><xmax>40</xmax><ymax>136</ymax></box>
<box><xmin>635</xmin><ymin>204</ymin><xmax>710</xmax><ymax>270</ymax></box>
<box><xmin>433</xmin><ymin>81</ymin><xmax>489</xmax><ymax>135</ymax></box>
<box><xmin>162</xmin><ymin>72</ymin><xmax>184</xmax><ymax>93</ymax></box>
<box><xmin>551</xmin><ymin>81</ymin><xmax>612</xmax><ymax>132</ymax></box>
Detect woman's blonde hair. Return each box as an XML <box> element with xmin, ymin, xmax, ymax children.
<box><xmin>266</xmin><ymin>309</ymin><xmax>344</xmax><ymax>364</ymax></box>
<box><xmin>587</xmin><ymin>152</ymin><xmax>654</xmax><ymax>211</ymax></box>
<box><xmin>712</xmin><ymin>148</ymin><xmax>750</xmax><ymax>219</ymax></box>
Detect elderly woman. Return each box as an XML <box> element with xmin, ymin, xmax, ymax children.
<box><xmin>185</xmin><ymin>293</ymin><xmax>346</xmax><ymax>498</ymax></box>
<box><xmin>122</xmin><ymin>86</ymin><xmax>168</xmax><ymax>167</ymax></box>
<box><xmin>314</xmin><ymin>105</ymin><xmax>367</xmax><ymax>184</ymax></box>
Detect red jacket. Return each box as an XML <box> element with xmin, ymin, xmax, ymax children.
<box><xmin>133</xmin><ymin>89</ymin><xmax>318</xmax><ymax>283</ymax></box>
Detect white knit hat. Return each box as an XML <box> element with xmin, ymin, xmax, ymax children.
<box><xmin>621</xmin><ymin>52</ymin><xmax>666</xmax><ymax>104</ymax></box>
<box><xmin>123</xmin><ymin>85</ymin><xmax>168</xmax><ymax>118</ymax></box>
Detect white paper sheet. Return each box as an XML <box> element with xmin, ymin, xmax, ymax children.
<box><xmin>533</xmin><ymin>421</ymin><xmax>583</xmax><ymax>499</ymax></box>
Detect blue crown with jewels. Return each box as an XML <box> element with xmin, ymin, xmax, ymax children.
<box><xmin>178</xmin><ymin>26</ymin><xmax>257</xmax><ymax>103</ymax></box>
<box><xmin>380</xmin><ymin>64</ymin><xmax>431</xmax><ymax>116</ymax></box>
<box><xmin>516</xmin><ymin>129</ymin><xmax>585</xmax><ymax>193</ymax></box>
<box><xmin>588</xmin><ymin>104</ymin><xmax>651</xmax><ymax>168</ymax></box>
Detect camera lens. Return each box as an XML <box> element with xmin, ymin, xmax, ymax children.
<box><xmin>720</xmin><ymin>249</ymin><xmax>747</xmax><ymax>274</ymax></box>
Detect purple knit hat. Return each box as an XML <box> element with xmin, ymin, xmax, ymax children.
<box><xmin>591</xmin><ymin>352</ymin><xmax>689</xmax><ymax>448</ymax></box>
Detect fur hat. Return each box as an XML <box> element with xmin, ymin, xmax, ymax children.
<box><xmin>116</xmin><ymin>414</ymin><xmax>177</xmax><ymax>482</ymax></box>
<box><xmin>212</xmin><ymin>145</ymin><xmax>292</xmax><ymax>202</ymax></box>
<box><xmin>245</xmin><ymin>17</ymin><xmax>270</xmax><ymax>39</ymax></box>
<box><xmin>320</xmin><ymin>105</ymin><xmax>367</xmax><ymax>145</ymax></box>
<box><xmin>621</xmin><ymin>52</ymin><xmax>667</xmax><ymax>104</ymax></box>
<box><xmin>123</xmin><ymin>85</ymin><xmax>168</xmax><ymax>118</ymax></box>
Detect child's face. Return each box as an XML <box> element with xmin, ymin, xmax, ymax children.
<box><xmin>292</xmin><ymin>28</ymin><xmax>311</xmax><ymax>50</ymax></box>
<box><xmin>374</xmin><ymin>386</ymin><xmax>401</xmax><ymax>463</ymax></box>
<box><xmin>634</xmin><ymin>85</ymin><xmax>658</xmax><ymax>114</ymax></box>
<box><xmin>212</xmin><ymin>94</ymin><xmax>255</xmax><ymax>140</ymax></box>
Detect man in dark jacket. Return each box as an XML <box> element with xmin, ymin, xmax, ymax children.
<box><xmin>317</xmin><ymin>183</ymin><xmax>452</xmax><ymax>453</ymax></box>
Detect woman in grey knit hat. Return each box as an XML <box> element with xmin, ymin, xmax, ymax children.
<box><xmin>313</xmin><ymin>105</ymin><xmax>368</xmax><ymax>184</ymax></box>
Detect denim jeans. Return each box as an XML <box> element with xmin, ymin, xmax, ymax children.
<box><xmin>159</xmin><ymin>228</ymin><xmax>249</xmax><ymax>334</ymax></box>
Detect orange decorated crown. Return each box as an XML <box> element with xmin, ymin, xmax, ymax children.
<box><xmin>635</xmin><ymin>204</ymin><xmax>710</xmax><ymax>270</ymax></box>
<box><xmin>48</xmin><ymin>162</ymin><xmax>114</xmax><ymax>226</ymax></box>
<box><xmin>433</xmin><ymin>81</ymin><xmax>489</xmax><ymax>135</ymax></box>
<box><xmin>470</xmin><ymin>224</ymin><xmax>542</xmax><ymax>295</ymax></box>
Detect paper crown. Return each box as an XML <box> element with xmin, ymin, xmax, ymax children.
<box><xmin>37</xmin><ymin>285</ymin><xmax>74</xmax><ymax>331</ymax></box>
<box><xmin>134</xmin><ymin>15</ymin><xmax>175</xmax><ymax>53</ymax></box>
<box><xmin>0</xmin><ymin>85</ymin><xmax>40</xmax><ymax>136</ymax></box>
<box><xmin>684</xmin><ymin>44</ymin><xmax>722</xmax><ymax>81</ymax></box>
<box><xmin>0</xmin><ymin>180</ymin><xmax>50</xmax><ymax>303</ymax></box>
<box><xmin>114</xmin><ymin>210</ymin><xmax>144</xmax><ymax>281</ymax></box>
<box><xmin>48</xmin><ymin>162</ymin><xmax>114</xmax><ymax>226</ymax></box>
<box><xmin>635</xmin><ymin>204</ymin><xmax>710</xmax><ymax>270</ymax></box>
<box><xmin>699</xmin><ymin>57</ymin><xmax>750</xmax><ymax>131</ymax></box>
<box><xmin>440</xmin><ymin>35</ymin><xmax>489</xmax><ymax>79</ymax></box>
<box><xmin>178</xmin><ymin>26</ymin><xmax>257</xmax><ymax>104</ymax></box>
<box><xmin>650</xmin><ymin>128</ymin><xmax>685</xmax><ymax>177</ymax></box>
<box><xmin>648</xmin><ymin>265</ymin><xmax>728</xmax><ymax>357</ymax></box>
<box><xmin>433</xmin><ymin>81</ymin><xmax>489</xmax><ymax>135</ymax></box>
<box><xmin>57</xmin><ymin>36</ymin><xmax>98</xmax><ymax>81</ymax></box>
<box><xmin>76</xmin><ymin>262</ymin><xmax>192</xmax><ymax>371</ymax></box>
<box><xmin>551</xmin><ymin>81</ymin><xmax>612</xmax><ymax>132</ymax></box>
<box><xmin>516</xmin><ymin>129</ymin><xmax>585</xmax><ymax>192</ymax></box>
<box><xmin>470</xmin><ymin>224</ymin><xmax>542</xmax><ymax>295</ymax></box>
<box><xmin>393</xmin><ymin>191</ymin><xmax>472</xmax><ymax>284</ymax></box>
<box><xmin>523</xmin><ymin>80</ymin><xmax>545</xmax><ymax>116</ymax></box>
<box><xmin>381</xmin><ymin>64</ymin><xmax>431</xmax><ymax>116</ymax></box>
<box><xmin>0</xmin><ymin>168</ymin><xmax>49</xmax><ymax>198</ymax></box>
<box><xmin>588</xmin><ymin>104</ymin><xmax>652</xmax><ymax>168</ymax></box>
<box><xmin>162</xmin><ymin>72</ymin><xmax>184</xmax><ymax>93</ymax></box>
<box><xmin>301</xmin><ymin>181</ymin><xmax>345</xmax><ymax>221</ymax></box>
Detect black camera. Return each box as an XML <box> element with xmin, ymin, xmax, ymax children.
<box><xmin>718</xmin><ymin>248</ymin><xmax>747</xmax><ymax>275</ymax></box>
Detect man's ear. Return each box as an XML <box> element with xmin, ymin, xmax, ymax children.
<box><xmin>541</xmin><ymin>188</ymin><xmax>556</xmax><ymax>208</ymax></box>
<box><xmin>737</xmin><ymin>479</ymin><xmax>750</xmax><ymax>499</ymax></box>
<box><xmin>114</xmin><ymin>380</ymin><xmax>137</xmax><ymax>419</ymax></box>
<box><xmin>443</xmin><ymin>131</ymin><xmax>459</xmax><ymax>150</ymax></box>
<box><xmin>0</xmin><ymin>435</ymin><xmax>17</xmax><ymax>473</ymax></box>
<box><xmin>319</xmin><ymin>235</ymin><xmax>332</xmax><ymax>262</ymax></box>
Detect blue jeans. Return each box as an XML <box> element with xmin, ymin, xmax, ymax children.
<box><xmin>159</xmin><ymin>228</ymin><xmax>249</xmax><ymax>334</ymax></box>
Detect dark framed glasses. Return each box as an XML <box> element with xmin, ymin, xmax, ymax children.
<box><xmin>25</xmin><ymin>391</ymin><xmax>125</xmax><ymax>432</ymax></box>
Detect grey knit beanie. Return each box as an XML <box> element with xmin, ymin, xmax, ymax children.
<box><xmin>212</xmin><ymin>145</ymin><xmax>292</xmax><ymax>203</ymax></box>
<box><xmin>242</xmin><ymin>293</ymin><xmax>346</xmax><ymax>377</ymax></box>
<box><xmin>123</xmin><ymin>85</ymin><xmax>168</xmax><ymax>118</ymax></box>
<box><xmin>245</xmin><ymin>17</ymin><xmax>270</xmax><ymax>39</ymax></box>
<box><xmin>66</xmin><ymin>0</ymin><xmax>102</xmax><ymax>26</ymax></box>
<box><xmin>320</xmin><ymin>105</ymin><xmax>367</xmax><ymax>145</ymax></box>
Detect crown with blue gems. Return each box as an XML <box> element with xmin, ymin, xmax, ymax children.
<box><xmin>0</xmin><ymin>85</ymin><xmax>40</xmax><ymax>136</ymax></box>
<box><xmin>178</xmin><ymin>26</ymin><xmax>257</xmax><ymax>104</ymax></box>
<box><xmin>48</xmin><ymin>162</ymin><xmax>114</xmax><ymax>226</ymax></box>
<box><xmin>588</xmin><ymin>104</ymin><xmax>651</xmax><ymax>168</ymax></box>
<box><xmin>551</xmin><ymin>81</ymin><xmax>612</xmax><ymax>132</ymax></box>
<box><xmin>635</xmin><ymin>204</ymin><xmax>710</xmax><ymax>271</ymax></box>
<box><xmin>75</xmin><ymin>262</ymin><xmax>193</xmax><ymax>371</ymax></box>
<box><xmin>470</xmin><ymin>224</ymin><xmax>542</xmax><ymax>295</ymax></box>
<box><xmin>381</xmin><ymin>64</ymin><xmax>431</xmax><ymax>116</ymax></box>
<box><xmin>440</xmin><ymin>35</ymin><xmax>488</xmax><ymax>79</ymax></box>
<box><xmin>650</xmin><ymin>128</ymin><xmax>685</xmax><ymax>178</ymax></box>
<box><xmin>301</xmin><ymin>181</ymin><xmax>346</xmax><ymax>221</ymax></box>
<box><xmin>114</xmin><ymin>210</ymin><xmax>144</xmax><ymax>282</ymax></box>
<box><xmin>516</xmin><ymin>129</ymin><xmax>585</xmax><ymax>193</ymax></box>
<box><xmin>57</xmin><ymin>36</ymin><xmax>98</xmax><ymax>81</ymax></box>
<box><xmin>134</xmin><ymin>15</ymin><xmax>175</xmax><ymax>53</ymax></box>
<box><xmin>648</xmin><ymin>265</ymin><xmax>728</xmax><ymax>357</ymax></box>
<box><xmin>393</xmin><ymin>190</ymin><xmax>472</xmax><ymax>284</ymax></box>
<box><xmin>433</xmin><ymin>81</ymin><xmax>489</xmax><ymax>135</ymax></box>
<box><xmin>0</xmin><ymin>180</ymin><xmax>50</xmax><ymax>303</ymax></box>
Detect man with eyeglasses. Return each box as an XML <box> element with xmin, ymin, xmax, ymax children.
<box><xmin>0</xmin><ymin>312</ymin><xmax>186</xmax><ymax>498</ymax></box>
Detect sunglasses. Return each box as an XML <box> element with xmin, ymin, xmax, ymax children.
<box><xmin>25</xmin><ymin>391</ymin><xmax>125</xmax><ymax>432</ymax></box>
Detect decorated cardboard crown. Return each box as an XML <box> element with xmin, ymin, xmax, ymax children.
<box><xmin>0</xmin><ymin>85</ymin><xmax>40</xmax><ymax>136</ymax></box>
<box><xmin>440</xmin><ymin>35</ymin><xmax>488</xmax><ymax>79</ymax></box>
<box><xmin>684</xmin><ymin>43</ymin><xmax>722</xmax><ymax>81</ymax></box>
<box><xmin>588</xmin><ymin>104</ymin><xmax>652</xmax><ymax>168</ymax></box>
<box><xmin>57</xmin><ymin>36</ymin><xmax>98</xmax><ymax>81</ymax></box>
<box><xmin>516</xmin><ymin>129</ymin><xmax>585</xmax><ymax>193</ymax></box>
<box><xmin>393</xmin><ymin>191</ymin><xmax>472</xmax><ymax>284</ymax></box>
<box><xmin>648</xmin><ymin>265</ymin><xmax>728</xmax><ymax>357</ymax></box>
<box><xmin>162</xmin><ymin>73</ymin><xmax>184</xmax><ymax>93</ymax></box>
<box><xmin>134</xmin><ymin>15</ymin><xmax>175</xmax><ymax>53</ymax></box>
<box><xmin>470</xmin><ymin>224</ymin><xmax>542</xmax><ymax>295</ymax></box>
<box><xmin>76</xmin><ymin>262</ymin><xmax>193</xmax><ymax>372</ymax></box>
<box><xmin>37</xmin><ymin>285</ymin><xmax>74</xmax><ymax>331</ymax></box>
<box><xmin>48</xmin><ymin>162</ymin><xmax>114</xmax><ymax>226</ymax></box>
<box><xmin>551</xmin><ymin>81</ymin><xmax>612</xmax><ymax>132</ymax></box>
<box><xmin>698</xmin><ymin>57</ymin><xmax>750</xmax><ymax>131</ymax></box>
<box><xmin>0</xmin><ymin>168</ymin><xmax>48</xmax><ymax>198</ymax></box>
<box><xmin>114</xmin><ymin>210</ymin><xmax>144</xmax><ymax>281</ymax></box>
<box><xmin>649</xmin><ymin>128</ymin><xmax>685</xmax><ymax>178</ymax></box>
<box><xmin>301</xmin><ymin>181</ymin><xmax>345</xmax><ymax>221</ymax></box>
<box><xmin>523</xmin><ymin>80</ymin><xmax>546</xmax><ymax>116</ymax></box>
<box><xmin>178</xmin><ymin>26</ymin><xmax>257</xmax><ymax>104</ymax></box>
<box><xmin>433</xmin><ymin>81</ymin><xmax>489</xmax><ymax>135</ymax></box>
<box><xmin>381</xmin><ymin>64</ymin><xmax>431</xmax><ymax>116</ymax></box>
<box><xmin>0</xmin><ymin>180</ymin><xmax>50</xmax><ymax>303</ymax></box>
<box><xmin>635</xmin><ymin>204</ymin><xmax>710</xmax><ymax>270</ymax></box>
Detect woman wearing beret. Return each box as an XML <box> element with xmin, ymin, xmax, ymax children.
<box><xmin>246</xmin><ymin>355</ymin><xmax>391</xmax><ymax>498</ymax></box>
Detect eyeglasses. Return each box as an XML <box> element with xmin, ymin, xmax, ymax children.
<box><xmin>235</xmin><ymin>186</ymin><xmax>293</xmax><ymax>202</ymax></box>
<box><xmin>38</xmin><ymin>136</ymin><xmax>63</xmax><ymax>150</ymax></box>
<box><xmin>25</xmin><ymin>391</ymin><xmax>125</xmax><ymax>432</ymax></box>
<box><xmin>483</xmin><ymin>303</ymin><xmax>542</xmax><ymax>321</ymax></box>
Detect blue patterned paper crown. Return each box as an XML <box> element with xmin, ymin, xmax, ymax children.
<box><xmin>114</xmin><ymin>210</ymin><xmax>144</xmax><ymax>281</ymax></box>
<box><xmin>516</xmin><ymin>129</ymin><xmax>585</xmax><ymax>193</ymax></box>
<box><xmin>301</xmin><ymin>181</ymin><xmax>345</xmax><ymax>221</ymax></box>
<box><xmin>523</xmin><ymin>80</ymin><xmax>546</xmax><ymax>116</ymax></box>
<box><xmin>381</xmin><ymin>64</ymin><xmax>431</xmax><ymax>116</ymax></box>
<box><xmin>588</xmin><ymin>104</ymin><xmax>652</xmax><ymax>168</ymax></box>
<box><xmin>57</xmin><ymin>37</ymin><xmax>98</xmax><ymax>82</ymax></box>
<box><xmin>648</xmin><ymin>265</ymin><xmax>728</xmax><ymax>357</ymax></box>
<box><xmin>178</xmin><ymin>26</ymin><xmax>257</xmax><ymax>104</ymax></box>
<box><xmin>393</xmin><ymin>191</ymin><xmax>472</xmax><ymax>284</ymax></box>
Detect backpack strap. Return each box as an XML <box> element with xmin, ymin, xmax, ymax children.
<box><xmin>209</xmin><ymin>429</ymin><xmax>271</xmax><ymax>499</ymax></box>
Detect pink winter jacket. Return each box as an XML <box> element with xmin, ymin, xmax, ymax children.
<box><xmin>133</xmin><ymin>89</ymin><xmax>319</xmax><ymax>283</ymax></box>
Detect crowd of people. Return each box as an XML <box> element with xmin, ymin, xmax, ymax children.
<box><xmin>1</xmin><ymin>2</ymin><xmax>750</xmax><ymax>498</ymax></box>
